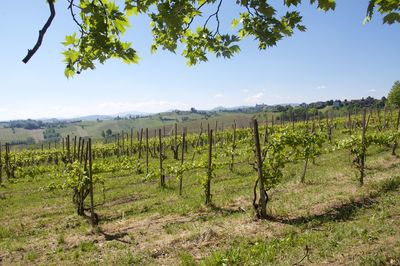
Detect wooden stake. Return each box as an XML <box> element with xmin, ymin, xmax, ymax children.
<box><xmin>253</xmin><ymin>119</ymin><xmax>267</xmax><ymax>219</ymax></box>
<box><xmin>146</xmin><ymin>128</ymin><xmax>149</xmax><ymax>174</ymax></box>
<box><xmin>73</xmin><ymin>136</ymin><xmax>77</xmax><ymax>161</ymax></box>
<box><xmin>130</xmin><ymin>128</ymin><xmax>133</xmax><ymax>156</ymax></box>
<box><xmin>159</xmin><ymin>129</ymin><xmax>165</xmax><ymax>187</ymax></box>
<box><xmin>67</xmin><ymin>135</ymin><xmax>71</xmax><ymax>162</ymax></box>
<box><xmin>392</xmin><ymin>109</ymin><xmax>400</xmax><ymax>155</ymax></box>
<box><xmin>0</xmin><ymin>142</ymin><xmax>2</xmax><ymax>184</ymax></box>
<box><xmin>230</xmin><ymin>120</ymin><xmax>236</xmax><ymax>171</ymax></box>
<box><xmin>179</xmin><ymin>128</ymin><xmax>186</xmax><ymax>195</ymax></box>
<box><xmin>88</xmin><ymin>138</ymin><xmax>96</xmax><ymax>227</ymax></box>
<box><xmin>205</xmin><ymin>129</ymin><xmax>213</xmax><ymax>205</ymax></box>
<box><xmin>360</xmin><ymin>109</ymin><xmax>367</xmax><ymax>186</ymax></box>
<box><xmin>138</xmin><ymin>128</ymin><xmax>143</xmax><ymax>159</ymax></box>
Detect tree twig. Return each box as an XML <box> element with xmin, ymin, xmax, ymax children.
<box><xmin>203</xmin><ymin>0</ymin><xmax>223</xmax><ymax>35</ymax></box>
<box><xmin>292</xmin><ymin>245</ymin><xmax>312</xmax><ymax>266</ymax></box>
<box><xmin>184</xmin><ymin>0</ymin><xmax>209</xmax><ymax>31</ymax></box>
<box><xmin>68</xmin><ymin>0</ymin><xmax>86</xmax><ymax>35</ymax></box>
<box><xmin>22</xmin><ymin>0</ymin><xmax>56</xmax><ymax>63</ymax></box>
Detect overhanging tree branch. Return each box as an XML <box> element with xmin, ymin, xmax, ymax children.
<box><xmin>68</xmin><ymin>0</ymin><xmax>85</xmax><ymax>35</ymax></box>
<box><xmin>203</xmin><ymin>0</ymin><xmax>223</xmax><ymax>34</ymax></box>
<box><xmin>22</xmin><ymin>0</ymin><xmax>56</xmax><ymax>64</ymax></box>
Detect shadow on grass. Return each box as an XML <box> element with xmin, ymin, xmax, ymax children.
<box><xmin>209</xmin><ymin>204</ymin><xmax>246</xmax><ymax>216</ymax></box>
<box><xmin>270</xmin><ymin>176</ymin><xmax>400</xmax><ymax>227</ymax></box>
<box><xmin>99</xmin><ymin>230</ymin><xmax>130</xmax><ymax>244</ymax></box>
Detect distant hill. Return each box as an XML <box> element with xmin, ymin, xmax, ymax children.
<box><xmin>69</xmin><ymin>115</ymin><xmax>114</xmax><ymax>121</ymax></box>
<box><xmin>211</xmin><ymin>106</ymin><xmax>251</xmax><ymax>111</ymax></box>
<box><xmin>114</xmin><ymin>111</ymin><xmax>151</xmax><ymax>118</ymax></box>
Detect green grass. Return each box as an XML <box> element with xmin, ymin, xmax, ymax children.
<box><xmin>0</xmin><ymin>127</ymin><xmax>400</xmax><ymax>265</ymax></box>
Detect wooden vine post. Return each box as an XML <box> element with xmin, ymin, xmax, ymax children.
<box><xmin>173</xmin><ymin>123</ymin><xmax>179</xmax><ymax>160</ymax></box>
<box><xmin>117</xmin><ymin>133</ymin><xmax>120</xmax><ymax>157</ymax></box>
<box><xmin>79</xmin><ymin>143</ymin><xmax>89</xmax><ymax>216</ymax></box>
<box><xmin>199</xmin><ymin>122</ymin><xmax>203</xmax><ymax>146</ymax></box>
<box><xmin>184</xmin><ymin>129</ymin><xmax>188</xmax><ymax>153</ymax></box>
<box><xmin>4</xmin><ymin>143</ymin><xmax>10</xmax><ymax>179</ymax></box>
<box><xmin>138</xmin><ymin>128</ymin><xmax>143</xmax><ymax>159</ymax></box>
<box><xmin>253</xmin><ymin>118</ymin><xmax>267</xmax><ymax>219</ymax></box>
<box><xmin>130</xmin><ymin>128</ymin><xmax>133</xmax><ymax>156</ymax></box>
<box><xmin>392</xmin><ymin>109</ymin><xmax>400</xmax><ymax>156</ymax></box>
<box><xmin>263</xmin><ymin>118</ymin><xmax>269</xmax><ymax>145</ymax></box>
<box><xmin>348</xmin><ymin>110</ymin><xmax>352</xmax><ymax>135</ymax></box>
<box><xmin>230</xmin><ymin>120</ymin><xmax>237</xmax><ymax>171</ymax></box>
<box><xmin>205</xmin><ymin>128</ymin><xmax>213</xmax><ymax>205</ymax></box>
<box><xmin>88</xmin><ymin>138</ymin><xmax>97</xmax><ymax>227</ymax></box>
<box><xmin>153</xmin><ymin>129</ymin><xmax>157</xmax><ymax>157</ymax></box>
<box><xmin>326</xmin><ymin>110</ymin><xmax>333</xmax><ymax>143</ymax></box>
<box><xmin>360</xmin><ymin>109</ymin><xmax>367</xmax><ymax>186</ymax></box>
<box><xmin>73</xmin><ymin>136</ymin><xmax>77</xmax><ymax>161</ymax></box>
<box><xmin>122</xmin><ymin>130</ymin><xmax>125</xmax><ymax>156</ymax></box>
<box><xmin>179</xmin><ymin>127</ymin><xmax>186</xmax><ymax>195</ymax></box>
<box><xmin>0</xmin><ymin>142</ymin><xmax>2</xmax><ymax>184</ymax></box>
<box><xmin>80</xmin><ymin>139</ymin><xmax>85</xmax><ymax>163</ymax></box>
<box><xmin>77</xmin><ymin>137</ymin><xmax>82</xmax><ymax>160</ymax></box>
<box><xmin>67</xmin><ymin>135</ymin><xmax>71</xmax><ymax>163</ymax></box>
<box><xmin>214</xmin><ymin>121</ymin><xmax>218</xmax><ymax>146</ymax></box>
<box><xmin>146</xmin><ymin>128</ymin><xmax>149</xmax><ymax>174</ymax></box>
<box><xmin>159</xmin><ymin>129</ymin><xmax>165</xmax><ymax>187</ymax></box>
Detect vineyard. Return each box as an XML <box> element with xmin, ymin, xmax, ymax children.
<box><xmin>1</xmin><ymin>109</ymin><xmax>400</xmax><ymax>265</ymax></box>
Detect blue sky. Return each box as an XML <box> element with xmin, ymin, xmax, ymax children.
<box><xmin>0</xmin><ymin>0</ymin><xmax>399</xmax><ymax>120</ymax></box>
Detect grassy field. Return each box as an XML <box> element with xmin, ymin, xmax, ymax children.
<box><xmin>0</xmin><ymin>111</ymin><xmax>268</xmax><ymax>148</ymax></box>
<box><xmin>72</xmin><ymin>112</ymin><xmax>255</xmax><ymax>139</ymax></box>
<box><xmin>0</xmin><ymin>131</ymin><xmax>399</xmax><ymax>265</ymax></box>
<box><xmin>0</xmin><ymin>128</ymin><xmax>43</xmax><ymax>143</ymax></box>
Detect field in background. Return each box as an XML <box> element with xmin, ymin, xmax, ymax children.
<box><xmin>0</xmin><ymin>128</ymin><xmax>43</xmax><ymax>143</ymax></box>
<box><xmin>0</xmin><ymin>111</ymin><xmax>256</xmax><ymax>145</ymax></box>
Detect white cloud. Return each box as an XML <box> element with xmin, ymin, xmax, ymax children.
<box><xmin>245</xmin><ymin>92</ymin><xmax>264</xmax><ymax>104</ymax></box>
<box><xmin>242</xmin><ymin>89</ymin><xmax>250</xmax><ymax>93</ymax></box>
<box><xmin>0</xmin><ymin>100</ymin><xmax>190</xmax><ymax>120</ymax></box>
<box><xmin>214</xmin><ymin>93</ymin><xmax>224</xmax><ymax>98</ymax></box>
<box><xmin>316</xmin><ymin>85</ymin><xmax>327</xmax><ymax>90</ymax></box>
<box><xmin>368</xmin><ymin>89</ymin><xmax>377</xmax><ymax>92</ymax></box>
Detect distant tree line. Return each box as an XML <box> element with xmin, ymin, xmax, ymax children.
<box><xmin>202</xmin><ymin>96</ymin><xmax>387</xmax><ymax>121</ymax></box>
<box><xmin>43</xmin><ymin>128</ymin><xmax>60</xmax><ymax>140</ymax></box>
<box><xmin>6</xmin><ymin>119</ymin><xmax>44</xmax><ymax>130</ymax></box>
<box><xmin>4</xmin><ymin>119</ymin><xmax>68</xmax><ymax>130</ymax></box>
